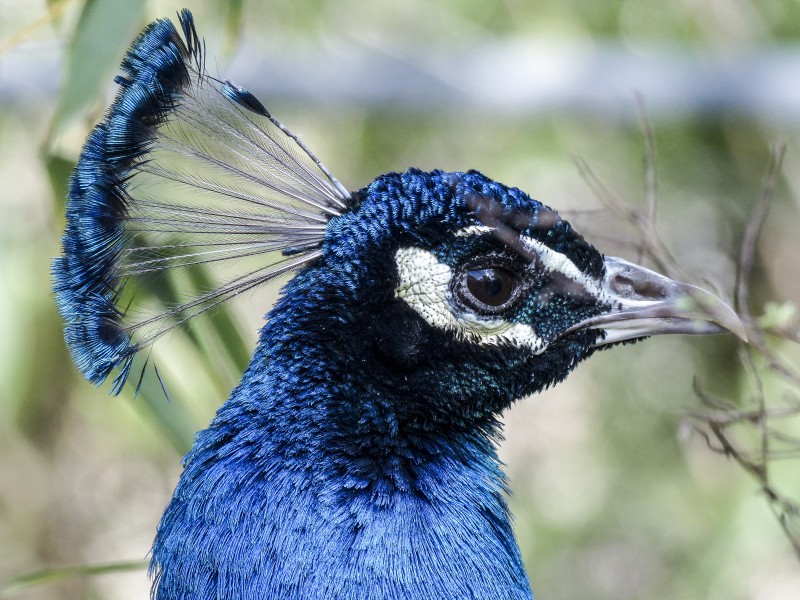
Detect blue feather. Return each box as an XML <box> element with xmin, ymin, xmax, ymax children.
<box><xmin>52</xmin><ymin>11</ymin><xmax>197</xmax><ymax>386</ymax></box>
<box><xmin>52</xmin><ymin>9</ymin><xmax>349</xmax><ymax>391</ymax></box>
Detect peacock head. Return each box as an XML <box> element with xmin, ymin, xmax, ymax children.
<box><xmin>276</xmin><ymin>167</ymin><xmax>746</xmax><ymax>431</ymax></box>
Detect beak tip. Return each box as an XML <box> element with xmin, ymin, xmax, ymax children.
<box><xmin>729</xmin><ymin>320</ymin><xmax>749</xmax><ymax>343</ymax></box>
<box><xmin>703</xmin><ymin>299</ymin><xmax>748</xmax><ymax>343</ymax></box>
<box><xmin>707</xmin><ymin>319</ymin><xmax>748</xmax><ymax>343</ymax></box>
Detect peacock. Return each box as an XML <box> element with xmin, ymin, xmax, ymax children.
<box><xmin>52</xmin><ymin>10</ymin><xmax>745</xmax><ymax>599</ymax></box>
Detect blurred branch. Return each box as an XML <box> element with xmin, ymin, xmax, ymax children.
<box><xmin>574</xmin><ymin>97</ymin><xmax>686</xmax><ymax>278</ymax></box>
<box><xmin>736</xmin><ymin>144</ymin><xmax>786</xmax><ymax>337</ymax></box>
<box><xmin>690</xmin><ymin>142</ymin><xmax>800</xmax><ymax>560</ymax></box>
<box><xmin>578</xmin><ymin>112</ymin><xmax>800</xmax><ymax>561</ymax></box>
<box><xmin>636</xmin><ymin>91</ymin><xmax>658</xmax><ymax>266</ymax></box>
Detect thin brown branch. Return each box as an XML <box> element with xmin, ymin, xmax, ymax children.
<box><xmin>735</xmin><ymin>143</ymin><xmax>786</xmax><ymax>336</ymax></box>
<box><xmin>635</xmin><ymin>93</ymin><xmax>659</xmax><ymax>230</ymax></box>
<box><xmin>583</xmin><ymin>125</ymin><xmax>800</xmax><ymax>561</ymax></box>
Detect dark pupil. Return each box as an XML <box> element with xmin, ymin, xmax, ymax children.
<box><xmin>466</xmin><ymin>268</ymin><xmax>515</xmax><ymax>307</ymax></box>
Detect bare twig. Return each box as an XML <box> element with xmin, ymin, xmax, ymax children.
<box><xmin>735</xmin><ymin>143</ymin><xmax>786</xmax><ymax>338</ymax></box>
<box><xmin>579</xmin><ymin>110</ymin><xmax>800</xmax><ymax>560</ymax></box>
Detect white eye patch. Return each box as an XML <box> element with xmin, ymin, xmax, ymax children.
<box><xmin>393</xmin><ymin>228</ymin><xmax>604</xmax><ymax>352</ymax></box>
<box><xmin>394</xmin><ymin>246</ymin><xmax>546</xmax><ymax>352</ymax></box>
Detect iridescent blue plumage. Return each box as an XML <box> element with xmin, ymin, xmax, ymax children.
<box><xmin>53</xmin><ymin>10</ymin><xmax>348</xmax><ymax>393</ymax></box>
<box><xmin>54</xmin><ymin>10</ymin><xmax>744</xmax><ymax>599</ymax></box>
<box><xmin>52</xmin><ymin>12</ymin><xmax>196</xmax><ymax>390</ymax></box>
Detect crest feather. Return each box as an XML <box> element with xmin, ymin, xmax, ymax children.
<box><xmin>52</xmin><ymin>10</ymin><xmax>350</xmax><ymax>392</ymax></box>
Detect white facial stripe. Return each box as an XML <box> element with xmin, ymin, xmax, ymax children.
<box><xmin>454</xmin><ymin>225</ymin><xmax>494</xmax><ymax>237</ymax></box>
<box><xmin>454</xmin><ymin>225</ymin><xmax>601</xmax><ymax>297</ymax></box>
<box><xmin>518</xmin><ymin>236</ymin><xmax>600</xmax><ymax>294</ymax></box>
<box><xmin>394</xmin><ymin>247</ymin><xmax>546</xmax><ymax>353</ymax></box>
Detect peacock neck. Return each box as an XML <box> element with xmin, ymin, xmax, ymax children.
<box><xmin>150</xmin><ymin>269</ymin><xmax>534</xmax><ymax>599</ymax></box>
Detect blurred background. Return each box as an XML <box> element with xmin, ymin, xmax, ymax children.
<box><xmin>1</xmin><ymin>0</ymin><xmax>799</xmax><ymax>598</ymax></box>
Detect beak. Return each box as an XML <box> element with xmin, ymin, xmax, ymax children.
<box><xmin>566</xmin><ymin>257</ymin><xmax>747</xmax><ymax>346</ymax></box>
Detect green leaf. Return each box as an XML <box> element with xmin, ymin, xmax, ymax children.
<box><xmin>126</xmin><ymin>356</ymin><xmax>198</xmax><ymax>454</ymax></box>
<box><xmin>44</xmin><ymin>153</ymin><xmax>76</xmax><ymax>212</ymax></box>
<box><xmin>0</xmin><ymin>560</ymin><xmax>146</xmax><ymax>598</ymax></box>
<box><xmin>51</xmin><ymin>0</ymin><xmax>145</xmax><ymax>138</ymax></box>
<box><xmin>45</xmin><ymin>0</ymin><xmax>70</xmax><ymax>30</ymax></box>
<box><xmin>758</xmin><ymin>301</ymin><xmax>797</xmax><ymax>331</ymax></box>
<box><xmin>221</xmin><ymin>0</ymin><xmax>245</xmax><ymax>56</ymax></box>
<box><xmin>184</xmin><ymin>264</ymin><xmax>252</xmax><ymax>374</ymax></box>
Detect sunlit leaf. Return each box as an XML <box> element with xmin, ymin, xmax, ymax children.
<box><xmin>44</xmin><ymin>153</ymin><xmax>75</xmax><ymax>211</ymax></box>
<box><xmin>45</xmin><ymin>0</ymin><xmax>71</xmax><ymax>30</ymax></box>
<box><xmin>51</xmin><ymin>0</ymin><xmax>145</xmax><ymax>138</ymax></box>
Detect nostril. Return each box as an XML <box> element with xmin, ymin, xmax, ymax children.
<box><xmin>611</xmin><ymin>274</ymin><xmax>635</xmax><ymax>297</ymax></box>
<box><xmin>611</xmin><ymin>272</ymin><xmax>667</xmax><ymax>300</ymax></box>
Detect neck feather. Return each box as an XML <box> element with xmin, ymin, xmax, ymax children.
<box><xmin>150</xmin><ymin>270</ymin><xmax>533</xmax><ymax>599</ymax></box>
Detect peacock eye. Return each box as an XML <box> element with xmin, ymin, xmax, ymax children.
<box><xmin>466</xmin><ymin>268</ymin><xmax>516</xmax><ymax>306</ymax></box>
<box><xmin>453</xmin><ymin>259</ymin><xmax>524</xmax><ymax>316</ymax></box>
